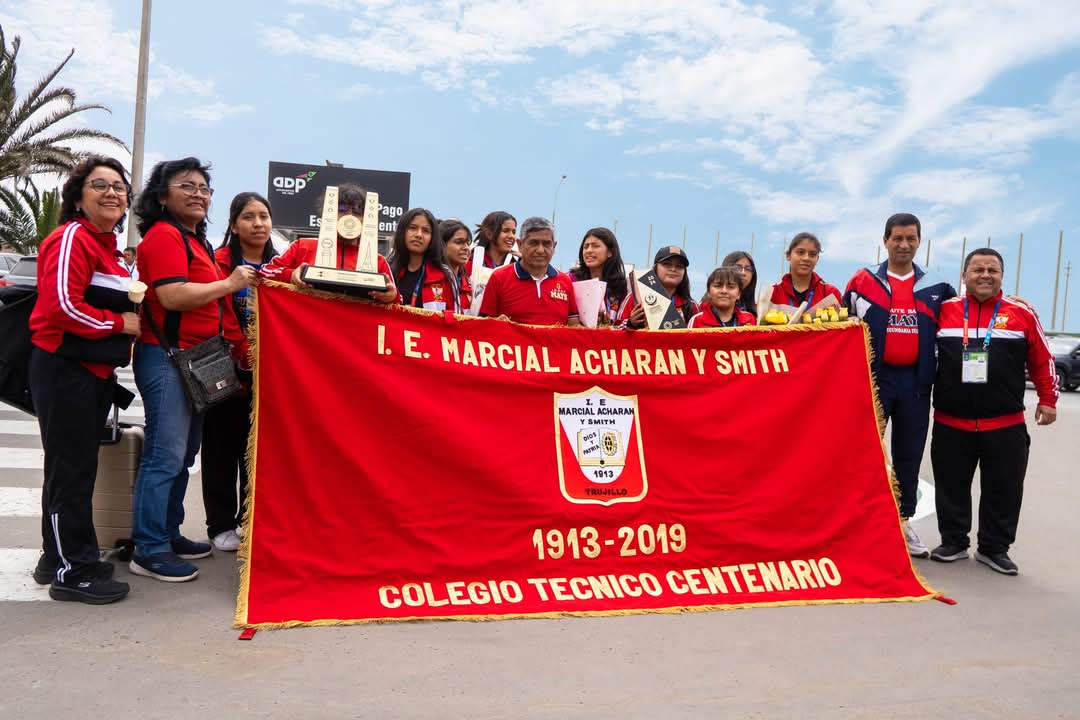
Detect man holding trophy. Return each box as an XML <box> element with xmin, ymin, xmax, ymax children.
<box><xmin>261</xmin><ymin>183</ymin><xmax>398</xmax><ymax>303</ymax></box>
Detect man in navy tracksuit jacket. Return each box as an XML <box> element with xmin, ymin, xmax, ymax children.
<box><xmin>844</xmin><ymin>213</ymin><xmax>956</xmax><ymax>557</ymax></box>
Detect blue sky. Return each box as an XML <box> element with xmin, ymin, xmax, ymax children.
<box><xmin>4</xmin><ymin>0</ymin><xmax>1080</xmax><ymax>329</ymax></box>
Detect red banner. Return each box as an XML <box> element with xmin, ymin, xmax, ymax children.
<box><xmin>236</xmin><ymin>283</ymin><xmax>937</xmax><ymax>628</ymax></box>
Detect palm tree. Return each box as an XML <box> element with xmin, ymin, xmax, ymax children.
<box><xmin>0</xmin><ymin>25</ymin><xmax>127</xmax><ymax>250</ymax></box>
<box><xmin>0</xmin><ymin>186</ymin><xmax>59</xmax><ymax>254</ymax></box>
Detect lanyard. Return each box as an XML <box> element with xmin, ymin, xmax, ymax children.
<box><xmin>962</xmin><ymin>296</ymin><xmax>1003</xmax><ymax>350</ymax></box>
<box><xmin>710</xmin><ymin>305</ymin><xmax>739</xmax><ymax>327</ymax></box>
<box><xmin>408</xmin><ymin>264</ymin><xmax>426</xmax><ymax>307</ymax></box>
<box><xmin>397</xmin><ymin>264</ymin><xmax>427</xmax><ymax>307</ymax></box>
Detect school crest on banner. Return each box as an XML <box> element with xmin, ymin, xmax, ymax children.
<box><xmin>554</xmin><ymin>386</ymin><xmax>648</xmax><ymax>506</ymax></box>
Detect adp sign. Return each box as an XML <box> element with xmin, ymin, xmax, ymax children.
<box><xmin>267</xmin><ymin>161</ymin><xmax>411</xmax><ymax>237</ymax></box>
<box><xmin>273</xmin><ymin>170</ymin><xmax>316</xmax><ymax>195</ymax></box>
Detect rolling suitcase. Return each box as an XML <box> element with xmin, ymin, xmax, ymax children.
<box><xmin>94</xmin><ymin>405</ymin><xmax>143</xmax><ymax>555</ymax></box>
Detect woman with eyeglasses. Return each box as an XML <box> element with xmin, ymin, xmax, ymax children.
<box><xmin>722</xmin><ymin>250</ymin><xmax>759</xmax><ymax>318</ymax></box>
<box><xmin>200</xmin><ymin>192</ymin><xmax>279</xmax><ymax>554</ymax></box>
<box><xmin>768</xmin><ymin>232</ymin><xmax>842</xmax><ymax>312</ymax></box>
<box><xmin>260</xmin><ymin>183</ymin><xmax>398</xmax><ymax>304</ymax></box>
<box><xmin>27</xmin><ymin>156</ymin><xmax>140</xmax><ymax>604</ymax></box>
<box><xmin>440</xmin><ymin>219</ymin><xmax>473</xmax><ymax>311</ymax></box>
<box><xmin>128</xmin><ymin>158</ymin><xmax>254</xmax><ymax>583</ymax></box>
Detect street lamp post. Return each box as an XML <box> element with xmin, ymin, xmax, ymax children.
<box><xmin>551</xmin><ymin>175</ymin><xmax>567</xmax><ymax>227</ymax></box>
<box><xmin>126</xmin><ymin>0</ymin><xmax>152</xmax><ymax>249</ymax></box>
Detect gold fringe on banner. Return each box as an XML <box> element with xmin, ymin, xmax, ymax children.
<box><xmin>235</xmin><ymin>591</ymin><xmax>942</xmax><ymax>631</ymax></box>
<box><xmin>232</xmin><ymin>291</ymin><xmax>941</xmax><ymax>629</ymax></box>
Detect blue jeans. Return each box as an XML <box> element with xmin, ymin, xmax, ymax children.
<box><xmin>131</xmin><ymin>343</ymin><xmax>204</xmax><ymax>555</ymax></box>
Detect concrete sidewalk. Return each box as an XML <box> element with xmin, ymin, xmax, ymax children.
<box><xmin>2</xmin><ymin>389</ymin><xmax>1078</xmax><ymax>719</ymax></box>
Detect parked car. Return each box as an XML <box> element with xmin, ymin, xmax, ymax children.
<box><xmin>0</xmin><ymin>252</ymin><xmax>21</xmax><ymax>278</ymax></box>
<box><xmin>0</xmin><ymin>255</ymin><xmax>36</xmax><ymax>288</ymax></box>
<box><xmin>1029</xmin><ymin>335</ymin><xmax>1080</xmax><ymax>392</ymax></box>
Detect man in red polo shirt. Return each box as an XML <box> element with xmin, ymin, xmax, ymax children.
<box><xmin>480</xmin><ymin>216</ymin><xmax>581</xmax><ymax>326</ymax></box>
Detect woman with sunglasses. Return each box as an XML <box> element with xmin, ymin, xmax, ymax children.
<box><xmin>27</xmin><ymin>156</ymin><xmax>140</xmax><ymax>604</ymax></box>
<box><xmin>260</xmin><ymin>183</ymin><xmax>398</xmax><ymax>304</ymax></box>
<box><xmin>128</xmin><ymin>158</ymin><xmax>254</xmax><ymax>583</ymax></box>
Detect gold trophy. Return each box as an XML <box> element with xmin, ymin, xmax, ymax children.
<box><xmin>300</xmin><ymin>186</ymin><xmax>390</xmax><ymax>294</ymax></box>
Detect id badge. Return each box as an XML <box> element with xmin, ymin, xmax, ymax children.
<box><xmin>962</xmin><ymin>351</ymin><xmax>989</xmax><ymax>384</ymax></box>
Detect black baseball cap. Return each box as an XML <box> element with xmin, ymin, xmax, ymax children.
<box><xmin>654</xmin><ymin>245</ymin><xmax>689</xmax><ymax>267</ymax></box>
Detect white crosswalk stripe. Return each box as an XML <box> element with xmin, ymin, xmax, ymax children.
<box><xmin>0</xmin><ymin>370</ymin><xmax>142</xmax><ymax>601</ymax></box>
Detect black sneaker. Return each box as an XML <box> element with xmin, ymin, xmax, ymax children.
<box><xmin>49</xmin><ymin>577</ymin><xmax>130</xmax><ymax>605</ymax></box>
<box><xmin>35</xmin><ymin>558</ymin><xmax>115</xmax><ymax>584</ymax></box>
<box><xmin>33</xmin><ymin>555</ymin><xmax>58</xmax><ymax>585</ymax></box>
<box><xmin>930</xmin><ymin>544</ymin><xmax>970</xmax><ymax>562</ymax></box>
<box><xmin>171</xmin><ymin>536</ymin><xmax>212</xmax><ymax>560</ymax></box>
<box><xmin>975</xmin><ymin>550</ymin><xmax>1019</xmax><ymax>575</ymax></box>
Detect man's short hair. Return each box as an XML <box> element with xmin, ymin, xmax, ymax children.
<box><xmin>884</xmin><ymin>213</ymin><xmax>921</xmax><ymax>240</ymax></box>
<box><xmin>519</xmin><ymin>216</ymin><xmax>554</xmax><ymax>240</ymax></box>
<box><xmin>963</xmin><ymin>247</ymin><xmax>1005</xmax><ymax>272</ymax></box>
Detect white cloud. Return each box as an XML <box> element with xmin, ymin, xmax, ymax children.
<box><xmin>1</xmin><ymin>0</ymin><xmax>255</xmax><ymax>126</ymax></box>
<box><xmin>181</xmin><ymin>102</ymin><xmax>256</xmax><ymax>126</ymax></box>
<box><xmin>888</xmin><ymin>168</ymin><xmax>1017</xmax><ymax>206</ymax></box>
<box><xmin>824</xmin><ymin>1</ymin><xmax>1080</xmax><ymax>194</ymax></box>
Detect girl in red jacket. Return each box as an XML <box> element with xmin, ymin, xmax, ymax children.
<box><xmin>202</xmin><ymin>192</ymin><xmax>278</xmax><ymax>553</ymax></box>
<box><xmin>769</xmin><ymin>232</ymin><xmax>842</xmax><ymax>310</ymax></box>
<box><xmin>689</xmin><ymin>266</ymin><xmax>757</xmax><ymax>328</ymax></box>
<box><xmin>440</xmin><ymin>218</ymin><xmax>472</xmax><ymax>312</ymax></box>
<box><xmin>389</xmin><ymin>208</ymin><xmax>459</xmax><ymax>312</ymax></box>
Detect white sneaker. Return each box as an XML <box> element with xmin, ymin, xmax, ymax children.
<box><xmin>903</xmin><ymin>522</ymin><xmax>930</xmax><ymax>558</ymax></box>
<box><xmin>211</xmin><ymin>529</ymin><xmax>241</xmax><ymax>552</ymax></box>
<box><xmin>235</xmin><ymin>524</ymin><xmax>245</xmax><ymax>540</ymax></box>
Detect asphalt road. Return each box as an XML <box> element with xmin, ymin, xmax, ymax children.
<box><xmin>1</xmin><ymin>388</ymin><xmax>1078</xmax><ymax>719</ymax></box>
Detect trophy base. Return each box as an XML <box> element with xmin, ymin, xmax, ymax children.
<box><xmin>301</xmin><ymin>265</ymin><xmax>390</xmax><ymax>296</ymax></box>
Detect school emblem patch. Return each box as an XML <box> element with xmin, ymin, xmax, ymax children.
<box><xmin>554</xmin><ymin>386</ymin><xmax>648</xmax><ymax>506</ymax></box>
<box><xmin>994</xmin><ymin>314</ymin><xmax>1009</xmax><ymax>329</ymax></box>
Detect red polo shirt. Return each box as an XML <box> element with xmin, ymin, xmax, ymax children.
<box><xmin>479</xmin><ymin>261</ymin><xmax>579</xmax><ymax>326</ymax></box>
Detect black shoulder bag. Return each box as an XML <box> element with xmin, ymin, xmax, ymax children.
<box><xmin>142</xmin><ymin>224</ymin><xmax>243</xmax><ymax>414</ymax></box>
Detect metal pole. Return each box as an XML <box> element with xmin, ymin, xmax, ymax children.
<box><xmin>714</xmin><ymin>230</ymin><xmax>719</xmax><ymax>267</ymax></box>
<box><xmin>681</xmin><ymin>225</ymin><xmax>686</xmax><ymax>250</ymax></box>
<box><xmin>1015</xmin><ymin>233</ymin><xmax>1023</xmax><ymax>295</ymax></box>
<box><xmin>987</xmin><ymin>235</ymin><xmax>991</xmax><ymax>248</ymax></box>
<box><xmin>126</xmin><ymin>0</ymin><xmax>152</xmax><ymax>248</ymax></box>
<box><xmin>551</xmin><ymin>174</ymin><xmax>567</xmax><ymax>226</ymax></box>
<box><xmin>1063</xmin><ymin>260</ymin><xmax>1072</xmax><ymax>332</ymax></box>
<box><xmin>750</xmin><ymin>232</ymin><xmax>755</xmax><ymax>256</ymax></box>
<box><xmin>613</xmin><ymin>219</ymin><xmax>618</xmax><ymax>234</ymax></box>
<box><xmin>645</xmin><ymin>224</ymin><xmax>653</xmax><ymax>267</ymax></box>
<box><xmin>924</xmin><ymin>234</ymin><xmax>932</xmax><ymax>268</ymax></box>
<box><xmin>1052</xmin><ymin>231</ymin><xmax>1064</xmax><ymax>331</ymax></box>
<box><xmin>876</xmin><ymin>245</ymin><xmax>881</xmax><ymax>265</ymax></box>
